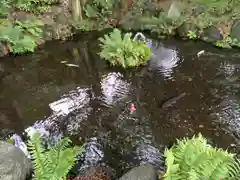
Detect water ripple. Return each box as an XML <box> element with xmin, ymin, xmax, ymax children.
<box><xmin>149</xmin><ymin>43</ymin><xmax>182</xmax><ymax>79</ymax></box>
<box><xmin>100</xmin><ymin>72</ymin><xmax>131</xmax><ymax>107</ymax></box>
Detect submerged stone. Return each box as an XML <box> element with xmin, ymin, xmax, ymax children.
<box><xmin>0</xmin><ymin>141</ymin><xmax>31</xmax><ymax>180</ymax></box>
<box><xmin>119</xmin><ymin>164</ymin><xmax>158</xmax><ymax>180</ymax></box>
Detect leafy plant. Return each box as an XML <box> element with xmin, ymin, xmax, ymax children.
<box><xmin>28</xmin><ymin>132</ymin><xmax>83</xmax><ymax>180</ymax></box>
<box><xmin>84</xmin><ymin>0</ymin><xmax>114</xmax><ymax>19</ymax></box>
<box><xmin>187</xmin><ymin>30</ymin><xmax>197</xmax><ymax>40</ymax></box>
<box><xmin>99</xmin><ymin>29</ymin><xmax>150</xmax><ymax>68</ymax></box>
<box><xmin>0</xmin><ymin>22</ymin><xmax>39</xmax><ymax>54</ymax></box>
<box><xmin>15</xmin><ymin>18</ymin><xmax>43</xmax><ymax>37</ymax></box>
<box><xmin>13</xmin><ymin>0</ymin><xmax>59</xmax><ymax>13</ymax></box>
<box><xmin>162</xmin><ymin>133</ymin><xmax>240</xmax><ymax>180</ymax></box>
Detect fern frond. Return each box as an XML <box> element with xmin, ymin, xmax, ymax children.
<box><xmin>227</xmin><ymin>158</ymin><xmax>240</xmax><ymax>179</ymax></box>
<box><xmin>27</xmin><ymin>132</ymin><xmax>49</xmax><ymax>180</ymax></box>
<box><xmin>27</xmin><ymin>132</ymin><xmax>83</xmax><ymax>180</ymax></box>
<box><xmin>163</xmin><ymin>133</ymin><xmax>236</xmax><ymax>180</ymax></box>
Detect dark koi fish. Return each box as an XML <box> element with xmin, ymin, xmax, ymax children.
<box><xmin>161</xmin><ymin>92</ymin><xmax>186</xmax><ymax>108</ymax></box>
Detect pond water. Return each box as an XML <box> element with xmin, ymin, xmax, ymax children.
<box><xmin>0</xmin><ymin>31</ymin><xmax>240</xmax><ymax>178</ymax></box>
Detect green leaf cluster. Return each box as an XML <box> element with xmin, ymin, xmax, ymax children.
<box><xmin>27</xmin><ymin>132</ymin><xmax>83</xmax><ymax>180</ymax></box>
<box><xmin>84</xmin><ymin>0</ymin><xmax>114</xmax><ymax>19</ymax></box>
<box><xmin>99</xmin><ymin>29</ymin><xmax>150</xmax><ymax>68</ymax></box>
<box><xmin>13</xmin><ymin>0</ymin><xmax>59</xmax><ymax>14</ymax></box>
<box><xmin>0</xmin><ymin>18</ymin><xmax>42</xmax><ymax>54</ymax></box>
<box><xmin>162</xmin><ymin>133</ymin><xmax>240</xmax><ymax>180</ymax></box>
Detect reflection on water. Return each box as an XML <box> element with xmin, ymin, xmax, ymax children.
<box><xmin>100</xmin><ymin>72</ymin><xmax>131</xmax><ymax>107</ymax></box>
<box><xmin>149</xmin><ymin>42</ymin><xmax>181</xmax><ymax>79</ymax></box>
<box><xmin>220</xmin><ymin>61</ymin><xmax>236</xmax><ymax>77</ymax></box>
<box><xmin>49</xmin><ymin>87</ymin><xmax>91</xmax><ymax>115</ymax></box>
<box><xmin>1</xmin><ymin>34</ymin><xmax>240</xmax><ymax>177</ymax></box>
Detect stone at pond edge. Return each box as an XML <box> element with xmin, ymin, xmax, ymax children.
<box><xmin>167</xmin><ymin>2</ymin><xmax>183</xmax><ymax>19</ymax></box>
<box><xmin>230</xmin><ymin>19</ymin><xmax>240</xmax><ymax>42</ymax></box>
<box><xmin>119</xmin><ymin>164</ymin><xmax>158</xmax><ymax>180</ymax></box>
<box><xmin>200</xmin><ymin>26</ymin><xmax>222</xmax><ymax>43</ymax></box>
<box><xmin>72</xmin><ymin>166</ymin><xmax>111</xmax><ymax>180</ymax></box>
<box><xmin>177</xmin><ymin>22</ymin><xmax>198</xmax><ymax>40</ymax></box>
<box><xmin>0</xmin><ymin>140</ymin><xmax>31</xmax><ymax>180</ymax></box>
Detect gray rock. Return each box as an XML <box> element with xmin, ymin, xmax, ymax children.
<box><xmin>201</xmin><ymin>26</ymin><xmax>222</xmax><ymax>43</ymax></box>
<box><xmin>0</xmin><ymin>141</ymin><xmax>31</xmax><ymax>180</ymax></box>
<box><xmin>119</xmin><ymin>164</ymin><xmax>158</xmax><ymax>180</ymax></box>
<box><xmin>230</xmin><ymin>19</ymin><xmax>240</xmax><ymax>41</ymax></box>
<box><xmin>167</xmin><ymin>2</ymin><xmax>182</xmax><ymax>19</ymax></box>
<box><xmin>177</xmin><ymin>22</ymin><xmax>198</xmax><ymax>39</ymax></box>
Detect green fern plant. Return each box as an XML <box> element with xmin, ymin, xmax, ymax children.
<box><xmin>162</xmin><ymin>133</ymin><xmax>240</xmax><ymax>180</ymax></box>
<box><xmin>27</xmin><ymin>132</ymin><xmax>83</xmax><ymax>180</ymax></box>
<box><xmin>15</xmin><ymin>18</ymin><xmax>43</xmax><ymax>37</ymax></box>
<box><xmin>0</xmin><ymin>23</ymin><xmax>38</xmax><ymax>54</ymax></box>
<box><xmin>99</xmin><ymin>28</ymin><xmax>150</xmax><ymax>68</ymax></box>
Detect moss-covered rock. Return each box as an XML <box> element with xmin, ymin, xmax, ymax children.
<box><xmin>230</xmin><ymin>19</ymin><xmax>240</xmax><ymax>42</ymax></box>
<box><xmin>201</xmin><ymin>26</ymin><xmax>223</xmax><ymax>43</ymax></box>
<box><xmin>177</xmin><ymin>22</ymin><xmax>198</xmax><ymax>40</ymax></box>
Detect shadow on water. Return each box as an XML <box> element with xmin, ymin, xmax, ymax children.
<box><xmin>1</xmin><ymin>32</ymin><xmax>240</xmax><ymax>177</ymax></box>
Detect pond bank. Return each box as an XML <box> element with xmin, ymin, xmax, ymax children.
<box><xmin>0</xmin><ymin>0</ymin><xmax>240</xmax><ymax>57</ymax></box>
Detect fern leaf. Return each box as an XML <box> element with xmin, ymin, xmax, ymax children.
<box><xmin>28</xmin><ymin>132</ymin><xmax>49</xmax><ymax>180</ymax></box>
<box><xmin>163</xmin><ymin>134</ymin><xmax>237</xmax><ymax>180</ymax></box>
<box><xmin>227</xmin><ymin>158</ymin><xmax>240</xmax><ymax>179</ymax></box>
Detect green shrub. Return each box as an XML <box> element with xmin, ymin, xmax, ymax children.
<box><xmin>28</xmin><ymin>132</ymin><xmax>83</xmax><ymax>180</ymax></box>
<box><xmin>13</xmin><ymin>0</ymin><xmax>59</xmax><ymax>13</ymax></box>
<box><xmin>15</xmin><ymin>18</ymin><xmax>43</xmax><ymax>37</ymax></box>
<box><xmin>84</xmin><ymin>0</ymin><xmax>114</xmax><ymax>19</ymax></box>
<box><xmin>162</xmin><ymin>133</ymin><xmax>240</xmax><ymax>180</ymax></box>
<box><xmin>99</xmin><ymin>29</ymin><xmax>150</xmax><ymax>68</ymax></box>
<box><xmin>0</xmin><ymin>20</ymin><xmax>42</xmax><ymax>54</ymax></box>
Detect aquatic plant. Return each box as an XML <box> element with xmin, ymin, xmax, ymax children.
<box><xmin>99</xmin><ymin>29</ymin><xmax>150</xmax><ymax>68</ymax></box>
<box><xmin>162</xmin><ymin>133</ymin><xmax>240</xmax><ymax>180</ymax></box>
<box><xmin>27</xmin><ymin>132</ymin><xmax>83</xmax><ymax>180</ymax></box>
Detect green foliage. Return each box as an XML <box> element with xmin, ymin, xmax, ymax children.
<box><xmin>0</xmin><ymin>0</ymin><xmax>44</xmax><ymax>55</ymax></box>
<box><xmin>0</xmin><ymin>0</ymin><xmax>10</xmax><ymax>16</ymax></box>
<box><xmin>84</xmin><ymin>0</ymin><xmax>114</xmax><ymax>19</ymax></box>
<box><xmin>0</xmin><ymin>17</ymin><xmax>43</xmax><ymax>54</ymax></box>
<box><xmin>0</xmin><ymin>23</ymin><xmax>35</xmax><ymax>53</ymax></box>
<box><xmin>187</xmin><ymin>30</ymin><xmax>197</xmax><ymax>40</ymax></box>
<box><xmin>15</xmin><ymin>18</ymin><xmax>43</xmax><ymax>37</ymax></box>
<box><xmin>99</xmin><ymin>29</ymin><xmax>150</xmax><ymax>68</ymax></box>
<box><xmin>13</xmin><ymin>0</ymin><xmax>59</xmax><ymax>14</ymax></box>
<box><xmin>215</xmin><ymin>36</ymin><xmax>240</xmax><ymax>49</ymax></box>
<box><xmin>162</xmin><ymin>133</ymin><xmax>240</xmax><ymax>180</ymax></box>
<box><xmin>195</xmin><ymin>0</ymin><xmax>233</xmax><ymax>14</ymax></box>
<box><xmin>28</xmin><ymin>132</ymin><xmax>83</xmax><ymax>180</ymax></box>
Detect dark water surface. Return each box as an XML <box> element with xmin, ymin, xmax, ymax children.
<box><xmin>0</xmin><ymin>32</ymin><xmax>240</xmax><ymax>177</ymax></box>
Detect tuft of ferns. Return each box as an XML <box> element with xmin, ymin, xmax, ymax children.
<box><xmin>27</xmin><ymin>132</ymin><xmax>83</xmax><ymax>180</ymax></box>
<box><xmin>99</xmin><ymin>28</ymin><xmax>150</xmax><ymax>68</ymax></box>
<box><xmin>162</xmin><ymin>133</ymin><xmax>240</xmax><ymax>180</ymax></box>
